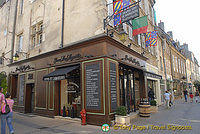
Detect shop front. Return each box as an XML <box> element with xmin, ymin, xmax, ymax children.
<box><xmin>145</xmin><ymin>72</ymin><xmax>162</xmax><ymax>105</ymax></box>
<box><xmin>8</xmin><ymin>35</ymin><xmax>147</xmax><ymax>125</ymax></box>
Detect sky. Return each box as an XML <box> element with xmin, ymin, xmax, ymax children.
<box><xmin>154</xmin><ymin>0</ymin><xmax>200</xmax><ymax>64</ymax></box>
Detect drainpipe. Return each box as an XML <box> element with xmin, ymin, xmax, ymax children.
<box><xmin>161</xmin><ymin>38</ymin><xmax>167</xmax><ymax>90</ymax></box>
<box><xmin>169</xmin><ymin>47</ymin><xmax>174</xmax><ymax>90</ymax></box>
<box><xmin>60</xmin><ymin>0</ymin><xmax>65</xmax><ymax>48</ymax></box>
<box><xmin>10</xmin><ymin>0</ymin><xmax>18</xmax><ymax>63</ymax></box>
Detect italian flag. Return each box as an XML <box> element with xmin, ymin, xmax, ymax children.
<box><xmin>132</xmin><ymin>16</ymin><xmax>148</xmax><ymax>36</ymax></box>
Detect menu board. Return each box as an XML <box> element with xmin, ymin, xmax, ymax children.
<box><xmin>19</xmin><ymin>74</ymin><xmax>25</xmax><ymax>105</ymax></box>
<box><xmin>85</xmin><ymin>62</ymin><xmax>101</xmax><ymax>110</ymax></box>
<box><xmin>110</xmin><ymin>62</ymin><xmax>117</xmax><ymax>111</ymax></box>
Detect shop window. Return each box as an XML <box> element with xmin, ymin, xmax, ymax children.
<box><xmin>60</xmin><ymin>68</ymin><xmax>81</xmax><ymax>118</ymax></box>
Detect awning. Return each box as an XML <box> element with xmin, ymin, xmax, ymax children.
<box><xmin>43</xmin><ymin>65</ymin><xmax>79</xmax><ymax>81</ymax></box>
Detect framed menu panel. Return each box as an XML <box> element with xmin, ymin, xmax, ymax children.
<box><xmin>19</xmin><ymin>74</ymin><xmax>25</xmax><ymax>105</ymax></box>
<box><xmin>83</xmin><ymin>59</ymin><xmax>104</xmax><ymax>115</ymax></box>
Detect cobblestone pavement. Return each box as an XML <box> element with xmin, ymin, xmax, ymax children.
<box><xmin>109</xmin><ymin>99</ymin><xmax>200</xmax><ymax>134</ymax></box>
<box><xmin>1</xmin><ymin>112</ymin><xmax>100</xmax><ymax>134</ymax></box>
<box><xmin>0</xmin><ymin>98</ymin><xmax>199</xmax><ymax>134</ymax></box>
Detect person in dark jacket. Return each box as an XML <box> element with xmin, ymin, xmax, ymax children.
<box><xmin>148</xmin><ymin>88</ymin><xmax>155</xmax><ymax>101</ymax></box>
<box><xmin>183</xmin><ymin>90</ymin><xmax>188</xmax><ymax>102</ymax></box>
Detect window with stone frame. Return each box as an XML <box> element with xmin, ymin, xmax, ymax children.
<box><xmin>160</xmin><ymin>56</ymin><xmax>163</xmax><ymax>71</ymax></box>
<box><xmin>17</xmin><ymin>33</ymin><xmax>23</xmax><ymax>52</ymax></box>
<box><xmin>19</xmin><ymin>0</ymin><xmax>24</xmax><ymax>15</ymax></box>
<box><xmin>178</xmin><ymin>58</ymin><xmax>181</xmax><ymax>73</ymax></box>
<box><xmin>31</xmin><ymin>21</ymin><xmax>44</xmax><ymax>48</ymax></box>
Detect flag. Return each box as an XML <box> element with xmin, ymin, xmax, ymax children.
<box><xmin>132</xmin><ymin>16</ymin><xmax>148</xmax><ymax>36</ymax></box>
<box><xmin>122</xmin><ymin>0</ymin><xmax>130</xmax><ymax>9</ymax></box>
<box><xmin>113</xmin><ymin>0</ymin><xmax>131</xmax><ymax>26</ymax></box>
<box><xmin>114</xmin><ymin>13</ymin><xmax>121</xmax><ymax>26</ymax></box>
<box><xmin>113</xmin><ymin>0</ymin><xmax>122</xmax><ymax>14</ymax></box>
<box><xmin>113</xmin><ymin>0</ymin><xmax>122</xmax><ymax>26</ymax></box>
<box><xmin>145</xmin><ymin>31</ymin><xmax>158</xmax><ymax>47</ymax></box>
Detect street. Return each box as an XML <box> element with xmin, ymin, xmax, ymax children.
<box><xmin>1</xmin><ymin>99</ymin><xmax>200</xmax><ymax>134</ymax></box>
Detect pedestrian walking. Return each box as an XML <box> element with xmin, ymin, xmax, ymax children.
<box><xmin>195</xmin><ymin>91</ymin><xmax>199</xmax><ymax>103</ymax></box>
<box><xmin>148</xmin><ymin>88</ymin><xmax>155</xmax><ymax>102</ymax></box>
<box><xmin>168</xmin><ymin>89</ymin><xmax>174</xmax><ymax>107</ymax></box>
<box><xmin>0</xmin><ymin>87</ymin><xmax>5</xmax><ymax>110</ymax></box>
<box><xmin>189</xmin><ymin>92</ymin><xmax>194</xmax><ymax>103</ymax></box>
<box><xmin>164</xmin><ymin>90</ymin><xmax>171</xmax><ymax>109</ymax></box>
<box><xmin>0</xmin><ymin>87</ymin><xmax>5</xmax><ymax>130</ymax></box>
<box><xmin>1</xmin><ymin>92</ymin><xmax>14</xmax><ymax>134</ymax></box>
<box><xmin>183</xmin><ymin>89</ymin><xmax>188</xmax><ymax>102</ymax></box>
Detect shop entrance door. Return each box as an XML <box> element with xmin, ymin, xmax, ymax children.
<box><xmin>59</xmin><ymin>68</ymin><xmax>81</xmax><ymax>118</ymax></box>
<box><xmin>119</xmin><ymin>64</ymin><xmax>144</xmax><ymax>113</ymax></box>
<box><xmin>25</xmin><ymin>83</ymin><xmax>34</xmax><ymax>113</ymax></box>
<box><xmin>10</xmin><ymin>75</ymin><xmax>18</xmax><ymax>100</ymax></box>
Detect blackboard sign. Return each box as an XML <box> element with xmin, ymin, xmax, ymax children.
<box><xmin>121</xmin><ymin>5</ymin><xmax>139</xmax><ymax>23</ymax></box>
<box><xmin>19</xmin><ymin>74</ymin><xmax>25</xmax><ymax>105</ymax></box>
<box><xmin>85</xmin><ymin>62</ymin><xmax>101</xmax><ymax>110</ymax></box>
<box><xmin>110</xmin><ymin>62</ymin><xmax>117</xmax><ymax>111</ymax></box>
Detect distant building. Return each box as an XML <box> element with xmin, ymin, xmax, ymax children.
<box><xmin>180</xmin><ymin>44</ymin><xmax>200</xmax><ymax>92</ymax></box>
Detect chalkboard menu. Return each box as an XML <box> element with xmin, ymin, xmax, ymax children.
<box><xmin>85</xmin><ymin>62</ymin><xmax>101</xmax><ymax>110</ymax></box>
<box><xmin>19</xmin><ymin>74</ymin><xmax>25</xmax><ymax>105</ymax></box>
<box><xmin>110</xmin><ymin>62</ymin><xmax>117</xmax><ymax>111</ymax></box>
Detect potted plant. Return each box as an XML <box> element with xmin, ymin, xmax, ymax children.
<box><xmin>115</xmin><ymin>106</ymin><xmax>130</xmax><ymax>125</ymax></box>
<box><xmin>150</xmin><ymin>100</ymin><xmax>158</xmax><ymax>113</ymax></box>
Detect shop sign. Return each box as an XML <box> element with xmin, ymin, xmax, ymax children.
<box><xmin>43</xmin><ymin>75</ymin><xmax>65</xmax><ymax>81</ymax></box>
<box><xmin>121</xmin><ymin>55</ymin><xmax>140</xmax><ymax>66</ymax></box>
<box><xmin>26</xmin><ymin>72</ymin><xmax>35</xmax><ymax>83</ymax></box>
<box><xmin>121</xmin><ymin>5</ymin><xmax>139</xmax><ymax>23</ymax></box>
<box><xmin>65</xmin><ymin>82</ymin><xmax>79</xmax><ymax>93</ymax></box>
<box><xmin>145</xmin><ymin>72</ymin><xmax>162</xmax><ymax>79</ymax></box>
<box><xmin>53</xmin><ymin>54</ymin><xmax>93</xmax><ymax>64</ymax></box>
<box><xmin>15</xmin><ymin>65</ymin><xmax>35</xmax><ymax>73</ymax></box>
<box><xmin>28</xmin><ymin>74</ymin><xmax>33</xmax><ymax>80</ymax></box>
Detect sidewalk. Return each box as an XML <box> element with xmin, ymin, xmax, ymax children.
<box><xmin>1</xmin><ymin>112</ymin><xmax>101</xmax><ymax>134</ymax></box>
<box><xmin>109</xmin><ymin>99</ymin><xmax>200</xmax><ymax>134</ymax></box>
<box><xmin>0</xmin><ymin>99</ymin><xmax>199</xmax><ymax>134</ymax></box>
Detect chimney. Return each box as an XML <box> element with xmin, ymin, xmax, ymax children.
<box><xmin>158</xmin><ymin>20</ymin><xmax>165</xmax><ymax>31</ymax></box>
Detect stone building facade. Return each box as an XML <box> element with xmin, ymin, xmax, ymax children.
<box><xmin>181</xmin><ymin>43</ymin><xmax>200</xmax><ymax>92</ymax></box>
<box><xmin>0</xmin><ymin>0</ymin><xmax>198</xmax><ymax>125</ymax></box>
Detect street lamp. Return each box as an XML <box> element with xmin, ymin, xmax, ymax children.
<box><xmin>13</xmin><ymin>53</ymin><xmax>19</xmax><ymax>61</ymax></box>
<box><xmin>119</xmin><ymin>30</ymin><xmax>128</xmax><ymax>43</ymax></box>
<box><xmin>13</xmin><ymin>51</ymin><xmax>29</xmax><ymax>61</ymax></box>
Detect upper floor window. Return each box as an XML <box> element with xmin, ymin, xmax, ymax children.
<box><xmin>17</xmin><ymin>34</ymin><xmax>23</xmax><ymax>52</ymax></box>
<box><xmin>31</xmin><ymin>21</ymin><xmax>44</xmax><ymax>48</ymax></box>
<box><xmin>178</xmin><ymin>58</ymin><xmax>181</xmax><ymax>73</ymax></box>
<box><xmin>0</xmin><ymin>56</ymin><xmax>4</xmax><ymax>65</ymax></box>
<box><xmin>19</xmin><ymin>0</ymin><xmax>24</xmax><ymax>15</ymax></box>
<box><xmin>160</xmin><ymin>56</ymin><xmax>163</xmax><ymax>71</ymax></box>
<box><xmin>173</xmin><ymin>55</ymin><xmax>175</xmax><ymax>72</ymax></box>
